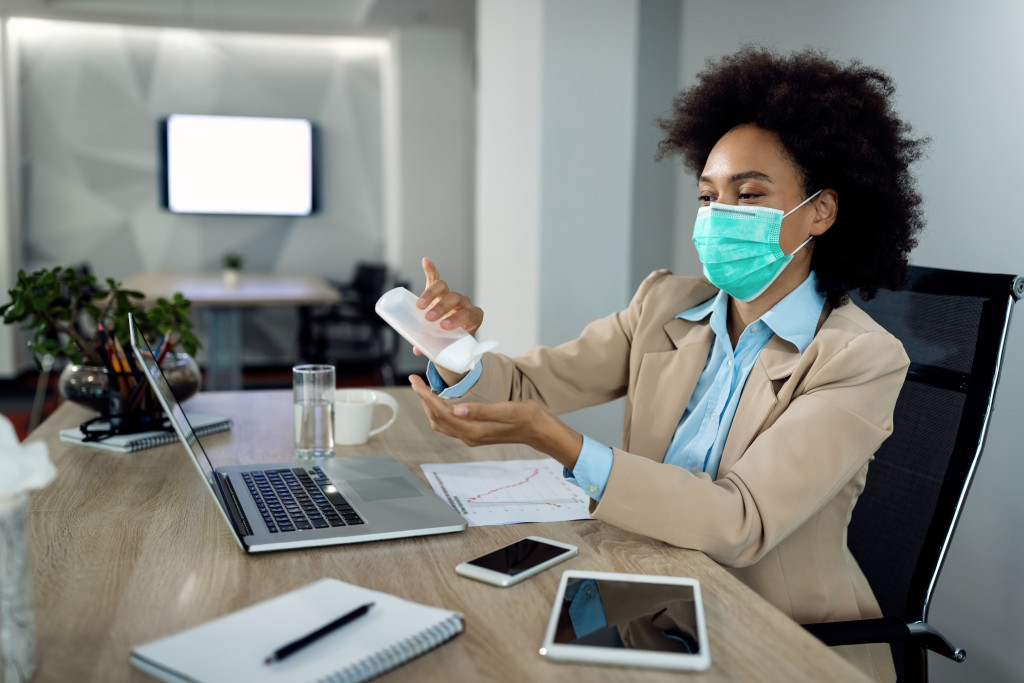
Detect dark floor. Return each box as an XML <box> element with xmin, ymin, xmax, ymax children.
<box><xmin>0</xmin><ymin>364</ymin><xmax>395</xmax><ymax>441</ymax></box>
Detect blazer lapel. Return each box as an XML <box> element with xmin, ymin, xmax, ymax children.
<box><xmin>719</xmin><ymin>335</ymin><xmax>802</xmax><ymax>473</ymax></box>
<box><xmin>627</xmin><ymin>318</ymin><xmax>713</xmax><ymax>458</ymax></box>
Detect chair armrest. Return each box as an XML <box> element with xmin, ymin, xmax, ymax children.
<box><xmin>803</xmin><ymin>618</ymin><xmax>966</xmax><ymax>662</ymax></box>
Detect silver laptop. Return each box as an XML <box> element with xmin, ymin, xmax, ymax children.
<box><xmin>128</xmin><ymin>313</ymin><xmax>466</xmax><ymax>553</ymax></box>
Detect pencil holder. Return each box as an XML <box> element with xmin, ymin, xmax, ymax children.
<box><xmin>76</xmin><ymin>371</ymin><xmax>168</xmax><ymax>442</ymax></box>
<box><xmin>63</xmin><ymin>352</ymin><xmax>202</xmax><ymax>442</ymax></box>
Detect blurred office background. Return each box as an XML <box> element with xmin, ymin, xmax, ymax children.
<box><xmin>0</xmin><ymin>1</ymin><xmax>1019</xmax><ymax>680</ymax></box>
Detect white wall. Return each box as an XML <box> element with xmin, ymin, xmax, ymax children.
<box><xmin>474</xmin><ymin>0</ymin><xmax>543</xmax><ymax>357</ymax></box>
<box><xmin>2</xmin><ymin>18</ymin><xmax>388</xmax><ymax>368</ymax></box>
<box><xmin>477</xmin><ymin>0</ymin><xmax>639</xmax><ymax>444</ymax></box>
<box><xmin>475</xmin><ymin>0</ymin><xmax>680</xmax><ymax>445</ymax></box>
<box><xmin>0</xmin><ymin>15</ymin><xmax>476</xmax><ymax>376</ymax></box>
<box><xmin>0</xmin><ymin>22</ymin><xmax>16</xmax><ymax>374</ymax></box>
<box><xmin>535</xmin><ymin>0</ymin><xmax>637</xmax><ymax>349</ymax></box>
<box><xmin>676</xmin><ymin>1</ymin><xmax>1024</xmax><ymax>680</ymax></box>
<box><xmin>385</xmin><ymin>26</ymin><xmax>475</xmax><ymax>374</ymax></box>
<box><xmin>630</xmin><ymin>0</ymin><xmax>679</xmax><ymax>293</ymax></box>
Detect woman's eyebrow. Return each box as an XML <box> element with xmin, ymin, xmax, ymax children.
<box><xmin>699</xmin><ymin>170</ymin><xmax>774</xmax><ymax>184</ymax></box>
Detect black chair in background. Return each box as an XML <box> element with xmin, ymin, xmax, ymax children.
<box><xmin>803</xmin><ymin>266</ymin><xmax>1023</xmax><ymax>682</ymax></box>
<box><xmin>299</xmin><ymin>262</ymin><xmax>402</xmax><ymax>385</ymax></box>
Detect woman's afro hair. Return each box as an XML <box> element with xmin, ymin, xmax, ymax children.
<box><xmin>658</xmin><ymin>45</ymin><xmax>929</xmax><ymax>307</ymax></box>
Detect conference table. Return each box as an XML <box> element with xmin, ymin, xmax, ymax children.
<box><xmin>123</xmin><ymin>272</ymin><xmax>341</xmax><ymax>391</ymax></box>
<box><xmin>25</xmin><ymin>389</ymin><xmax>872</xmax><ymax>682</ymax></box>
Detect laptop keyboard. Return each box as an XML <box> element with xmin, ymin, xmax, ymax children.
<box><xmin>242</xmin><ymin>466</ymin><xmax>365</xmax><ymax>534</ymax></box>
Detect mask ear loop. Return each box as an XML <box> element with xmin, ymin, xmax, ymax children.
<box><xmin>782</xmin><ymin>189</ymin><xmax>823</xmax><ymax>256</ymax></box>
<box><xmin>788</xmin><ymin>235</ymin><xmax>814</xmax><ymax>257</ymax></box>
<box><xmin>782</xmin><ymin>189</ymin><xmax>823</xmax><ymax>218</ymax></box>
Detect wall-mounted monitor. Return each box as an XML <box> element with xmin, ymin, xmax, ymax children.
<box><xmin>159</xmin><ymin>114</ymin><xmax>319</xmax><ymax>216</ymax></box>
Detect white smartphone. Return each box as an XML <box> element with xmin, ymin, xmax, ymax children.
<box><xmin>455</xmin><ymin>536</ymin><xmax>578</xmax><ymax>587</ymax></box>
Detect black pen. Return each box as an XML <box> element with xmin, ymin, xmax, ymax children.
<box><xmin>263</xmin><ymin>602</ymin><xmax>375</xmax><ymax>665</ymax></box>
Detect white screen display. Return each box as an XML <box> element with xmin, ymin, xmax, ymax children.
<box><xmin>165</xmin><ymin>114</ymin><xmax>314</xmax><ymax>216</ymax></box>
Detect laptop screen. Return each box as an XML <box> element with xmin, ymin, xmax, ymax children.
<box><xmin>128</xmin><ymin>314</ymin><xmax>218</xmax><ymax>485</ymax></box>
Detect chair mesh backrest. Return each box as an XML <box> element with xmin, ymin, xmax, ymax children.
<box><xmin>352</xmin><ymin>264</ymin><xmax>388</xmax><ymax>308</ymax></box>
<box><xmin>847</xmin><ymin>268</ymin><xmax>1017</xmax><ymax>623</ymax></box>
<box><xmin>353</xmin><ymin>264</ymin><xmax>387</xmax><ymax>292</ymax></box>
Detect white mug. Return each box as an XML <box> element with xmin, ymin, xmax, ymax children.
<box><xmin>334</xmin><ymin>389</ymin><xmax>399</xmax><ymax>446</ymax></box>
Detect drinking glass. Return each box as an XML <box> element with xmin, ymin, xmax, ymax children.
<box><xmin>293</xmin><ymin>365</ymin><xmax>335</xmax><ymax>458</ymax></box>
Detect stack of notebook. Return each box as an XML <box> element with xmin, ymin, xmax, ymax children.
<box><xmin>58</xmin><ymin>414</ymin><xmax>231</xmax><ymax>453</ymax></box>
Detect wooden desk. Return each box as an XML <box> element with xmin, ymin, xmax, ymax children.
<box><xmin>123</xmin><ymin>272</ymin><xmax>340</xmax><ymax>390</ymax></box>
<box><xmin>26</xmin><ymin>389</ymin><xmax>871</xmax><ymax>682</ymax></box>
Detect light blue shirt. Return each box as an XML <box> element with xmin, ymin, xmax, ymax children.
<box><xmin>564</xmin><ymin>579</ymin><xmax>607</xmax><ymax>637</ymax></box>
<box><xmin>426</xmin><ymin>273</ymin><xmax>826</xmax><ymax>503</ymax></box>
<box><xmin>568</xmin><ymin>272</ymin><xmax>825</xmax><ymax>501</ymax></box>
<box><xmin>426</xmin><ymin>361</ymin><xmax>482</xmax><ymax>399</ymax></box>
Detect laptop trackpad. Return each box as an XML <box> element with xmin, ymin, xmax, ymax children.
<box><xmin>348</xmin><ymin>476</ymin><xmax>422</xmax><ymax>501</ymax></box>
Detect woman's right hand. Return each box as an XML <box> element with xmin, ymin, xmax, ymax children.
<box><xmin>417</xmin><ymin>257</ymin><xmax>483</xmax><ymax>337</ymax></box>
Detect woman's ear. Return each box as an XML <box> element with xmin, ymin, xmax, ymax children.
<box><xmin>811</xmin><ymin>189</ymin><xmax>838</xmax><ymax>236</ymax></box>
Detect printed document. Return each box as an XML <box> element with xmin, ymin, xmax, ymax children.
<box><xmin>421</xmin><ymin>458</ymin><xmax>591</xmax><ymax>526</ymax></box>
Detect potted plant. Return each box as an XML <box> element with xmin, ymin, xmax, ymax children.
<box><xmin>0</xmin><ymin>266</ymin><xmax>202</xmax><ymax>411</ymax></box>
<box><xmin>221</xmin><ymin>253</ymin><xmax>243</xmax><ymax>289</ymax></box>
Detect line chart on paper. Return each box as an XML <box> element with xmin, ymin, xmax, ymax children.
<box><xmin>421</xmin><ymin>459</ymin><xmax>591</xmax><ymax>526</ymax></box>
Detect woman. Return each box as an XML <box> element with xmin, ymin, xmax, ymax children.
<box><xmin>409</xmin><ymin>46</ymin><xmax>926</xmax><ymax>682</ymax></box>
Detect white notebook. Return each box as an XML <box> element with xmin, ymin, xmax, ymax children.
<box><xmin>131</xmin><ymin>578</ymin><xmax>464</xmax><ymax>683</ymax></box>
<box><xmin>58</xmin><ymin>413</ymin><xmax>231</xmax><ymax>453</ymax></box>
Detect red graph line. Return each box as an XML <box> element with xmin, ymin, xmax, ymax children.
<box><xmin>469</xmin><ymin>500</ymin><xmax>564</xmax><ymax>508</ymax></box>
<box><xmin>466</xmin><ymin>468</ymin><xmax>541</xmax><ymax>504</ymax></box>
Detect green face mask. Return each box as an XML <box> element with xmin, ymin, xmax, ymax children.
<box><xmin>692</xmin><ymin>190</ymin><xmax>821</xmax><ymax>302</ymax></box>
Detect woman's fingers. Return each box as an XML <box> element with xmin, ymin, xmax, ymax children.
<box><xmin>408</xmin><ymin>375</ymin><xmax>581</xmax><ymax>470</ymax></box>
<box><xmin>408</xmin><ymin>375</ymin><xmax>458</xmax><ymax>436</ymax></box>
<box><xmin>422</xmin><ymin>257</ymin><xmax>440</xmax><ymax>286</ymax></box>
<box><xmin>408</xmin><ymin>376</ymin><xmax>534</xmax><ymax>446</ymax></box>
<box><xmin>408</xmin><ymin>374</ymin><xmax>445</xmax><ymax>410</ymax></box>
<box><xmin>415</xmin><ymin>257</ymin><xmax>483</xmax><ymax>334</ymax></box>
<box><xmin>448</xmin><ymin>401</ymin><xmax>518</xmax><ymax>423</ymax></box>
<box><xmin>418</xmin><ymin>257</ymin><xmax>448</xmax><ymax>308</ymax></box>
<box><xmin>424</xmin><ymin>291</ymin><xmax>467</xmax><ymax>321</ymax></box>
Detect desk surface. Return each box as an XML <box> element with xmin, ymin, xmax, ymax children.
<box><xmin>123</xmin><ymin>272</ymin><xmax>341</xmax><ymax>307</ymax></box>
<box><xmin>26</xmin><ymin>389</ymin><xmax>870</xmax><ymax>682</ymax></box>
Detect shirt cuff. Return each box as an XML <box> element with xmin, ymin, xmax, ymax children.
<box><xmin>562</xmin><ymin>435</ymin><xmax>613</xmax><ymax>501</ymax></box>
<box><xmin>426</xmin><ymin>360</ymin><xmax>483</xmax><ymax>399</ymax></box>
<box><xmin>567</xmin><ymin>578</ymin><xmax>607</xmax><ymax>637</ymax></box>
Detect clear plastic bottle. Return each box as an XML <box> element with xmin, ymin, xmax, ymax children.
<box><xmin>375</xmin><ymin>287</ymin><xmax>499</xmax><ymax>374</ymax></box>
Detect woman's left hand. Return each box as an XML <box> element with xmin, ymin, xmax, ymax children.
<box><xmin>408</xmin><ymin>375</ymin><xmax>583</xmax><ymax>470</ymax></box>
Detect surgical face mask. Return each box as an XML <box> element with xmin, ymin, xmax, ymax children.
<box><xmin>692</xmin><ymin>190</ymin><xmax>822</xmax><ymax>302</ymax></box>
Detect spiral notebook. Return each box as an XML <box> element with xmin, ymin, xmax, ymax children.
<box><xmin>58</xmin><ymin>414</ymin><xmax>231</xmax><ymax>453</ymax></box>
<box><xmin>130</xmin><ymin>578</ymin><xmax>464</xmax><ymax>683</ymax></box>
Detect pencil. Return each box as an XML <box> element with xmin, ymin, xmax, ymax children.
<box><xmin>102</xmin><ymin>325</ymin><xmax>130</xmax><ymax>399</ymax></box>
<box><xmin>155</xmin><ymin>332</ymin><xmax>176</xmax><ymax>365</ymax></box>
<box><xmin>94</xmin><ymin>324</ymin><xmax>113</xmax><ymax>369</ymax></box>
<box><xmin>152</xmin><ymin>333</ymin><xmax>166</xmax><ymax>361</ymax></box>
<box><xmin>113</xmin><ymin>335</ymin><xmax>135</xmax><ymax>390</ymax></box>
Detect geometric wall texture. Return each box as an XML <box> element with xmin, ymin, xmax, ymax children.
<box><xmin>13</xmin><ymin>19</ymin><xmax>386</xmax><ymax>365</ymax></box>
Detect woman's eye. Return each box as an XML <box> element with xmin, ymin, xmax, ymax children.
<box><xmin>738</xmin><ymin>192</ymin><xmax>763</xmax><ymax>201</ymax></box>
<box><xmin>698</xmin><ymin>194</ymin><xmax>714</xmax><ymax>204</ymax></box>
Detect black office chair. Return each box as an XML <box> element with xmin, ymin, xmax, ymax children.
<box><xmin>300</xmin><ymin>263</ymin><xmax>401</xmax><ymax>385</ymax></box>
<box><xmin>802</xmin><ymin>265</ymin><xmax>1023</xmax><ymax>682</ymax></box>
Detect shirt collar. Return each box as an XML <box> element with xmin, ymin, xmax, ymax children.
<box><xmin>677</xmin><ymin>288</ymin><xmax>722</xmax><ymax>323</ymax></box>
<box><xmin>676</xmin><ymin>271</ymin><xmax>825</xmax><ymax>353</ymax></box>
<box><xmin>762</xmin><ymin>271</ymin><xmax>826</xmax><ymax>353</ymax></box>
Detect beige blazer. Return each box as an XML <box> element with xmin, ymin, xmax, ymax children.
<box><xmin>454</xmin><ymin>270</ymin><xmax>908</xmax><ymax>682</ymax></box>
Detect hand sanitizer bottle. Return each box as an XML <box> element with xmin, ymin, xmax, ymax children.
<box><xmin>375</xmin><ymin>287</ymin><xmax>499</xmax><ymax>374</ymax></box>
